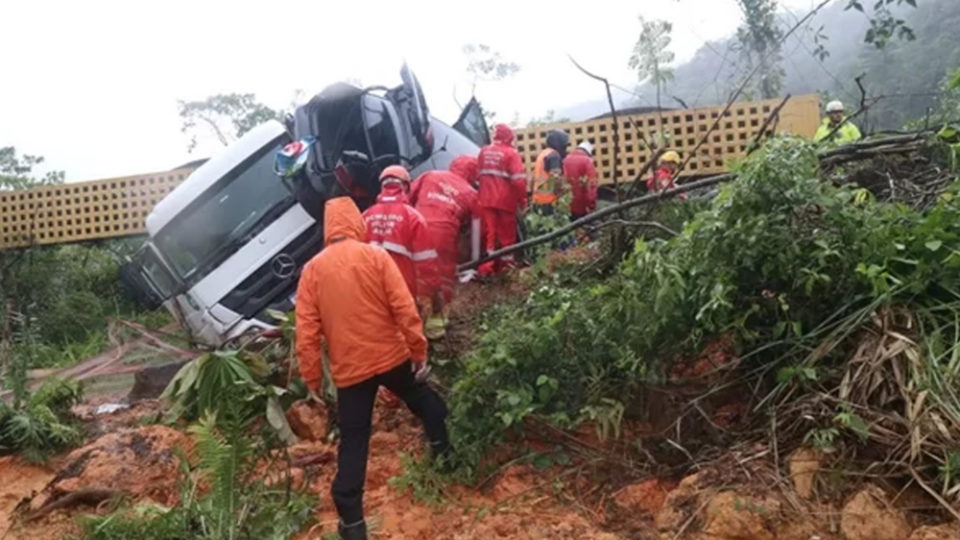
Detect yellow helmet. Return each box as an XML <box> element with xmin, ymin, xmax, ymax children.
<box><xmin>661</xmin><ymin>151</ymin><xmax>681</xmax><ymax>164</ymax></box>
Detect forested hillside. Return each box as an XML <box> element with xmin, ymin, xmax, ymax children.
<box><xmin>620</xmin><ymin>0</ymin><xmax>960</xmax><ymax>130</ymax></box>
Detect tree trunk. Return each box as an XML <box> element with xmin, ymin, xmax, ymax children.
<box><xmin>1</xmin><ymin>298</ymin><xmax>13</xmax><ymax>383</ymax></box>
<box><xmin>655</xmin><ymin>65</ymin><xmax>665</xmax><ymax>143</ymax></box>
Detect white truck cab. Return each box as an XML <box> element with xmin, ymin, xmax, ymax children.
<box><xmin>123</xmin><ymin>65</ymin><xmax>489</xmax><ymax>347</ymax></box>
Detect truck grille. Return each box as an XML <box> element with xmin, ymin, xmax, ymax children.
<box><xmin>219</xmin><ymin>224</ymin><xmax>323</xmax><ymax>323</ymax></box>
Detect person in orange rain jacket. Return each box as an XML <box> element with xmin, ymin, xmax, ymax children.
<box><xmin>530</xmin><ymin>130</ymin><xmax>569</xmax><ymax>214</ymax></box>
<box><xmin>408</xmin><ymin>155</ymin><xmax>480</xmax><ymax>339</ymax></box>
<box><xmin>361</xmin><ymin>165</ymin><xmax>439</xmax><ymax>307</ymax></box>
<box><xmin>476</xmin><ymin>124</ymin><xmax>527</xmax><ymax>276</ymax></box>
<box><xmin>648</xmin><ymin>150</ymin><xmax>685</xmax><ymax>199</ymax></box>
<box><xmin>563</xmin><ymin>140</ymin><xmax>599</xmax><ymax>221</ymax></box>
<box><xmin>295</xmin><ymin>196</ymin><xmax>451</xmax><ymax>540</ymax></box>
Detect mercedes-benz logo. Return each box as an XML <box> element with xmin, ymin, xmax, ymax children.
<box><xmin>271</xmin><ymin>253</ymin><xmax>296</xmax><ymax>280</ymax></box>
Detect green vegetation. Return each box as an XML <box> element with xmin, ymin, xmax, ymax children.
<box><xmin>0</xmin><ymin>378</ymin><xmax>83</xmax><ymax>463</ymax></box>
<box><xmin>734</xmin><ymin>0</ymin><xmax>784</xmax><ymax>99</ymax></box>
<box><xmin>522</xmin><ymin>194</ymin><xmax>574</xmax><ymax>260</ymax></box>
<box><xmin>0</xmin><ymin>147</ymin><xmax>172</xmax><ymax>463</ymax></box>
<box><xmin>177</xmin><ymin>94</ymin><xmax>281</xmax><ymax>153</ymax></box>
<box><xmin>629</xmin><ymin>16</ymin><xmax>675</xmax><ymax>120</ymax></box>
<box><xmin>161</xmin><ymin>346</ymin><xmax>300</xmax><ymax>445</ymax></box>
<box><xmin>445</xmin><ymin>134</ymin><xmax>960</xmax><ymax>490</ymax></box>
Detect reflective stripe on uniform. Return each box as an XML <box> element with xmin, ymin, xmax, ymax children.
<box><xmin>479</xmin><ymin>169</ymin><xmax>526</xmax><ymax>180</ymax></box>
<box><xmin>370</xmin><ymin>241</ymin><xmax>438</xmax><ymax>261</ymax></box>
<box><xmin>412</xmin><ymin>249</ymin><xmax>438</xmax><ymax>261</ymax></box>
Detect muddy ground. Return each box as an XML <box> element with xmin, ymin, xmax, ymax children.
<box><xmin>5</xmin><ymin>396</ymin><xmax>957</xmax><ymax>539</ymax></box>
<box><xmin>1</xmin><ymin>275</ymin><xmax>958</xmax><ymax>539</ymax></box>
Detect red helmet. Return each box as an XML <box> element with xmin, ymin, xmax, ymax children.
<box><xmin>379</xmin><ymin>165</ymin><xmax>411</xmax><ymax>187</ymax></box>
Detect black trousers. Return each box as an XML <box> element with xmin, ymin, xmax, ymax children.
<box><xmin>532</xmin><ymin>203</ymin><xmax>556</xmax><ymax>216</ymax></box>
<box><xmin>331</xmin><ymin>360</ymin><xmax>449</xmax><ymax>524</ymax></box>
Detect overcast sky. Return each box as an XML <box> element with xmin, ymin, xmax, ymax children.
<box><xmin>1</xmin><ymin>0</ymin><xmax>820</xmax><ymax>182</ymax></box>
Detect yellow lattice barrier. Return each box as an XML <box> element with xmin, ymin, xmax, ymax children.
<box><xmin>0</xmin><ymin>168</ymin><xmax>196</xmax><ymax>249</ymax></box>
<box><xmin>514</xmin><ymin>94</ymin><xmax>820</xmax><ymax>184</ymax></box>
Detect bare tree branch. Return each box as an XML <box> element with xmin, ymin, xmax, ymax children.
<box><xmin>747</xmin><ymin>94</ymin><xmax>792</xmax><ymax>154</ymax></box>
<box><xmin>459</xmin><ymin>172</ymin><xmax>734</xmax><ymax>272</ymax></box>
<box><xmin>594</xmin><ymin>219</ymin><xmax>679</xmax><ymax>237</ymax></box>
<box><xmin>568</xmin><ymin>55</ymin><xmax>622</xmax><ymax>202</ymax></box>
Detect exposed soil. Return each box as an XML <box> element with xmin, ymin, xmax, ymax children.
<box><xmin>3</xmin><ymin>387</ymin><xmax>957</xmax><ymax>540</ymax></box>
<box><xmin>0</xmin><ymin>457</ymin><xmax>55</xmax><ymax>537</ymax></box>
<box><xmin>291</xmin><ymin>402</ymin><xmax>625</xmax><ymax>539</ymax></box>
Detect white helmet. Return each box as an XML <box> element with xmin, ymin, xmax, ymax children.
<box><xmin>826</xmin><ymin>100</ymin><xmax>845</xmax><ymax>113</ymax></box>
<box><xmin>578</xmin><ymin>140</ymin><xmax>594</xmax><ymax>155</ymax></box>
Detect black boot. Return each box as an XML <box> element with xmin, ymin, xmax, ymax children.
<box><xmin>338</xmin><ymin>520</ymin><xmax>367</xmax><ymax>540</ymax></box>
<box><xmin>430</xmin><ymin>440</ymin><xmax>458</xmax><ymax>473</ymax></box>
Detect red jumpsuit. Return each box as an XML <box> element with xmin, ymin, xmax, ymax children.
<box><xmin>648</xmin><ymin>166</ymin><xmax>676</xmax><ymax>193</ymax></box>
<box><xmin>361</xmin><ymin>184</ymin><xmax>438</xmax><ymax>302</ymax></box>
<box><xmin>476</xmin><ymin>124</ymin><xmax>527</xmax><ymax>275</ymax></box>
<box><xmin>563</xmin><ymin>148</ymin><xmax>599</xmax><ymax>219</ymax></box>
<box><xmin>648</xmin><ymin>166</ymin><xmax>686</xmax><ymax>199</ymax></box>
<box><xmin>409</xmin><ymin>156</ymin><xmax>479</xmax><ymax>302</ymax></box>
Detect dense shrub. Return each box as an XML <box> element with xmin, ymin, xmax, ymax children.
<box><xmin>447</xmin><ymin>136</ymin><xmax>960</xmax><ymax>474</ymax></box>
<box><xmin>0</xmin><ymin>378</ymin><xmax>83</xmax><ymax>463</ymax></box>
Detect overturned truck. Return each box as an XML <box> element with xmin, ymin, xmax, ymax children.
<box><xmin>122</xmin><ymin>65</ymin><xmax>490</xmax><ymax>347</ymax></box>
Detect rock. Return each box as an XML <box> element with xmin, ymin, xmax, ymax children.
<box><xmin>700</xmin><ymin>491</ymin><xmax>778</xmax><ymax>540</ymax></box>
<box><xmin>776</xmin><ymin>521</ymin><xmax>827</xmax><ymax>540</ymax></box>
<box><xmin>909</xmin><ymin>523</ymin><xmax>959</xmax><ymax>540</ymax></box>
<box><xmin>613</xmin><ymin>478</ymin><xmax>676</xmax><ymax>515</ymax></box>
<box><xmin>492</xmin><ymin>465</ymin><xmax>534</xmax><ymax>501</ymax></box>
<box><xmin>788</xmin><ymin>447</ymin><xmax>820</xmax><ymax>500</ymax></box>
<box><xmin>264</xmin><ymin>467</ymin><xmax>305</xmax><ymax>490</ymax></box>
<box><xmin>42</xmin><ymin>426</ymin><xmax>191</xmax><ymax>507</ymax></box>
<box><xmin>712</xmin><ymin>402</ymin><xmax>746</xmax><ymax>429</ymax></box>
<box><xmin>840</xmin><ymin>485</ymin><xmax>911</xmax><ymax>540</ymax></box>
<box><xmin>655</xmin><ymin>471</ymin><xmax>711</xmax><ymax>532</ymax></box>
<box><xmin>285</xmin><ymin>400</ymin><xmax>327</xmax><ymax>442</ymax></box>
<box><xmin>128</xmin><ymin>361</ymin><xmax>188</xmax><ymax>401</ymax></box>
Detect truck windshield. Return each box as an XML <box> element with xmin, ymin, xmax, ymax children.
<box><xmin>154</xmin><ymin>138</ymin><xmax>292</xmax><ymax>281</ymax></box>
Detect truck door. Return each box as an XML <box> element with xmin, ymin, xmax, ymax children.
<box><xmin>397</xmin><ymin>63</ymin><xmax>434</xmax><ymax>160</ymax></box>
<box><xmin>453</xmin><ymin>96</ymin><xmax>491</xmax><ymax>147</ymax></box>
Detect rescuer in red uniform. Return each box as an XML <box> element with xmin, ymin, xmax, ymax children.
<box><xmin>563</xmin><ymin>140</ymin><xmax>599</xmax><ymax>221</ymax></box>
<box><xmin>475</xmin><ymin>124</ymin><xmax>527</xmax><ymax>276</ymax></box>
<box><xmin>361</xmin><ymin>166</ymin><xmax>438</xmax><ymax>307</ymax></box>
<box><xmin>408</xmin><ymin>155</ymin><xmax>480</xmax><ymax>338</ymax></box>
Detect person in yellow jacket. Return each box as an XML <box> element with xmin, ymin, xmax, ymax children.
<box><xmin>814</xmin><ymin>100</ymin><xmax>862</xmax><ymax>144</ymax></box>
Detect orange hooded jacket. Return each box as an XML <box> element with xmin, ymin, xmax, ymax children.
<box><xmin>295</xmin><ymin>197</ymin><xmax>427</xmax><ymax>391</ymax></box>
